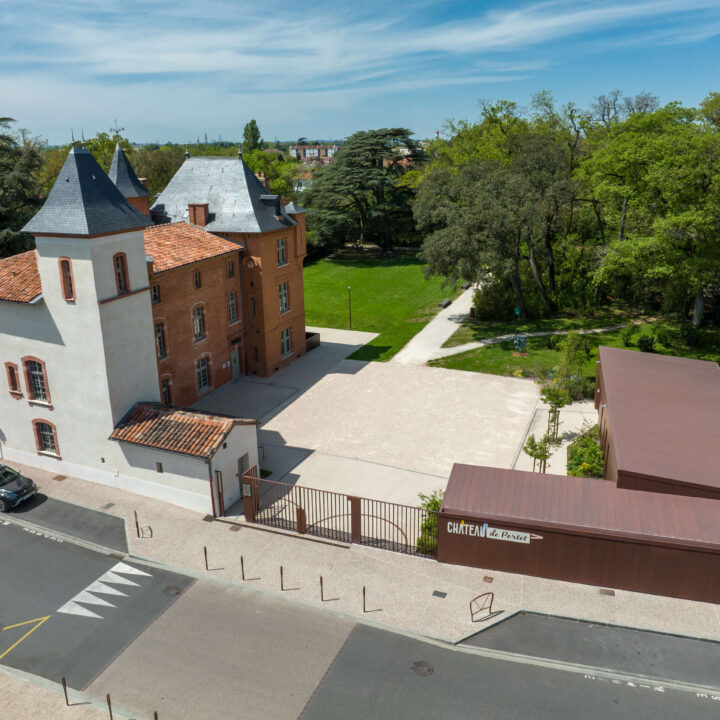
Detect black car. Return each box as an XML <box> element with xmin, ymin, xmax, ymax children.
<box><xmin>0</xmin><ymin>464</ymin><xmax>37</xmax><ymax>512</ymax></box>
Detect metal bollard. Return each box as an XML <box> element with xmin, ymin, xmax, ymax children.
<box><xmin>154</xmin><ymin>713</ymin><xmax>159</xmax><ymax>720</ymax></box>
<box><xmin>363</xmin><ymin>586</ymin><xmax>366</xmax><ymax>613</ymax></box>
<box><xmin>107</xmin><ymin>693</ymin><xmax>113</xmax><ymax>720</ymax></box>
<box><xmin>61</xmin><ymin>676</ymin><xmax>69</xmax><ymax>706</ymax></box>
<box><xmin>134</xmin><ymin>510</ymin><xmax>140</xmax><ymax>538</ymax></box>
<box><xmin>320</xmin><ymin>575</ymin><xmax>324</xmax><ymax>602</ymax></box>
<box><xmin>241</xmin><ymin>555</ymin><xmax>245</xmax><ymax>581</ymax></box>
<box><xmin>280</xmin><ymin>565</ymin><xmax>284</xmax><ymax>591</ymax></box>
<box><xmin>204</xmin><ymin>546</ymin><xmax>208</xmax><ymax>571</ymax></box>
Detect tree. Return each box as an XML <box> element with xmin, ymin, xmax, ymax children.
<box><xmin>0</xmin><ymin>118</ymin><xmax>43</xmax><ymax>257</ymax></box>
<box><xmin>523</xmin><ymin>434</ymin><xmax>551</xmax><ymax>473</ymax></box>
<box><xmin>541</xmin><ymin>382</ymin><xmax>571</xmax><ymax>440</ymax></box>
<box><xmin>305</xmin><ymin>128</ymin><xmax>422</xmax><ymax>253</ymax></box>
<box><xmin>242</xmin><ymin>120</ymin><xmax>264</xmax><ymax>154</ymax></box>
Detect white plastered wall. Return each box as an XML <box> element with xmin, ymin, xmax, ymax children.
<box><xmin>209</xmin><ymin>423</ymin><xmax>259</xmax><ymax>512</ymax></box>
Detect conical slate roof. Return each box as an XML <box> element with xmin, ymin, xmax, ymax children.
<box><xmin>108</xmin><ymin>142</ymin><xmax>149</xmax><ymax>198</ymax></box>
<box><xmin>23</xmin><ymin>147</ymin><xmax>153</xmax><ymax>237</ymax></box>
<box><xmin>284</xmin><ymin>201</ymin><xmax>306</xmax><ymax>215</ymax></box>
<box><xmin>151</xmin><ymin>155</ymin><xmax>296</xmax><ymax>233</ymax></box>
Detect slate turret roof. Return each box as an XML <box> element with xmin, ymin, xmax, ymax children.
<box><xmin>23</xmin><ymin>147</ymin><xmax>153</xmax><ymax>237</ymax></box>
<box><xmin>151</xmin><ymin>155</ymin><xmax>297</xmax><ymax>234</ymax></box>
<box><xmin>108</xmin><ymin>142</ymin><xmax>149</xmax><ymax>199</ymax></box>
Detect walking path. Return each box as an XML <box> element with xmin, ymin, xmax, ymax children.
<box><xmin>392</xmin><ymin>286</ymin><xmax>475</xmax><ymax>364</ymax></box>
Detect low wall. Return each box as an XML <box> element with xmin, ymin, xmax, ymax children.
<box><xmin>305</xmin><ymin>331</ymin><xmax>321</xmax><ymax>352</ymax></box>
<box><xmin>436</xmin><ymin>511</ymin><xmax>720</xmax><ymax>604</ymax></box>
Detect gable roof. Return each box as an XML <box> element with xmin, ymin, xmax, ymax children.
<box><xmin>151</xmin><ymin>155</ymin><xmax>296</xmax><ymax>233</ymax></box>
<box><xmin>23</xmin><ymin>147</ymin><xmax>153</xmax><ymax>237</ymax></box>
<box><xmin>110</xmin><ymin>403</ymin><xmax>256</xmax><ymax>459</ymax></box>
<box><xmin>0</xmin><ymin>250</ymin><xmax>42</xmax><ymax>304</ymax></box>
<box><xmin>598</xmin><ymin>345</ymin><xmax>720</xmax><ymax>493</ymax></box>
<box><xmin>144</xmin><ymin>223</ymin><xmax>242</xmax><ymax>274</ymax></box>
<box><xmin>108</xmin><ymin>142</ymin><xmax>149</xmax><ymax>199</ymax></box>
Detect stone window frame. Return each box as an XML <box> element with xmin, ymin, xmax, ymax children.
<box><xmin>32</xmin><ymin>418</ymin><xmax>60</xmax><ymax>457</ymax></box>
<box><xmin>58</xmin><ymin>257</ymin><xmax>76</xmax><ymax>301</ymax></box>
<box><xmin>22</xmin><ymin>356</ymin><xmax>51</xmax><ymax>407</ymax></box>
<box><xmin>5</xmin><ymin>362</ymin><xmax>22</xmax><ymax>398</ymax></box>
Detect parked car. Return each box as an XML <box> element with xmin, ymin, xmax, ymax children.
<box><xmin>0</xmin><ymin>464</ymin><xmax>37</xmax><ymax>512</ymax></box>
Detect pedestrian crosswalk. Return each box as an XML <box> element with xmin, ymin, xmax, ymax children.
<box><xmin>57</xmin><ymin>561</ymin><xmax>151</xmax><ymax>619</ymax></box>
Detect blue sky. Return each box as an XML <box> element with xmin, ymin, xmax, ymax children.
<box><xmin>1</xmin><ymin>0</ymin><xmax>719</xmax><ymax>144</ymax></box>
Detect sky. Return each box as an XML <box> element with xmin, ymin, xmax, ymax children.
<box><xmin>1</xmin><ymin>0</ymin><xmax>719</xmax><ymax>144</ymax></box>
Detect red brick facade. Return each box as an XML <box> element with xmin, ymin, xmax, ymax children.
<box><xmin>149</xmin><ymin>250</ymin><xmax>245</xmax><ymax>407</ymax></box>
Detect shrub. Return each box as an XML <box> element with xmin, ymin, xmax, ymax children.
<box><xmin>620</xmin><ymin>326</ymin><xmax>636</xmax><ymax>347</ymax></box>
<box><xmin>472</xmin><ymin>281</ymin><xmax>517</xmax><ymax>321</ymax></box>
<box><xmin>680</xmin><ymin>324</ymin><xmax>702</xmax><ymax>347</ymax></box>
<box><xmin>653</xmin><ymin>325</ymin><xmax>673</xmax><ymax>347</ymax></box>
<box><xmin>416</xmin><ymin>489</ymin><xmax>443</xmax><ymax>555</ymax></box>
<box><xmin>545</xmin><ymin>333</ymin><xmax>562</xmax><ymax>349</ymax></box>
<box><xmin>637</xmin><ymin>335</ymin><xmax>655</xmax><ymax>353</ymax></box>
<box><xmin>567</xmin><ymin>424</ymin><xmax>604</xmax><ymax>478</ymax></box>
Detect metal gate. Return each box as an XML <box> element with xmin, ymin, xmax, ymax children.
<box><xmin>242</xmin><ymin>467</ymin><xmax>437</xmax><ymax>558</ymax></box>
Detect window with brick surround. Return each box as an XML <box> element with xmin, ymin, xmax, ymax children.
<box><xmin>228</xmin><ymin>292</ymin><xmax>238</xmax><ymax>324</ymax></box>
<box><xmin>155</xmin><ymin>322</ymin><xmax>167</xmax><ymax>359</ymax></box>
<box><xmin>151</xmin><ymin>285</ymin><xmax>161</xmax><ymax>304</ymax></box>
<box><xmin>5</xmin><ymin>362</ymin><xmax>21</xmax><ymax>396</ymax></box>
<box><xmin>196</xmin><ymin>356</ymin><xmax>211</xmax><ymax>392</ymax></box>
<box><xmin>281</xmin><ymin>328</ymin><xmax>292</xmax><ymax>356</ymax></box>
<box><xmin>59</xmin><ymin>258</ymin><xmax>75</xmax><ymax>301</ymax></box>
<box><xmin>277</xmin><ymin>237</ymin><xmax>287</xmax><ymax>266</ymax></box>
<box><xmin>279</xmin><ymin>282</ymin><xmax>290</xmax><ymax>313</ymax></box>
<box><xmin>194</xmin><ymin>270</ymin><xmax>202</xmax><ymax>289</ymax></box>
<box><xmin>250</xmin><ymin>296</ymin><xmax>256</xmax><ymax>318</ymax></box>
<box><xmin>33</xmin><ymin>419</ymin><xmax>59</xmax><ymax>455</ymax></box>
<box><xmin>23</xmin><ymin>358</ymin><xmax>50</xmax><ymax>403</ymax></box>
<box><xmin>160</xmin><ymin>377</ymin><xmax>172</xmax><ymax>406</ymax></box>
<box><xmin>113</xmin><ymin>253</ymin><xmax>130</xmax><ymax>295</ymax></box>
<box><xmin>227</xmin><ymin>260</ymin><xmax>234</xmax><ymax>278</ymax></box>
<box><xmin>192</xmin><ymin>306</ymin><xmax>205</xmax><ymax>341</ymax></box>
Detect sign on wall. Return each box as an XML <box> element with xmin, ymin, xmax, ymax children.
<box><xmin>446</xmin><ymin>520</ymin><xmax>542</xmax><ymax>544</ymax></box>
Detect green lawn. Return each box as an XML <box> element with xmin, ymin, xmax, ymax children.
<box><xmin>430</xmin><ymin>322</ymin><xmax>720</xmax><ymax>385</ymax></box>
<box><xmin>442</xmin><ymin>309</ymin><xmax>643</xmax><ymax>348</ymax></box>
<box><xmin>303</xmin><ymin>255</ymin><xmax>458</xmax><ymax>361</ymax></box>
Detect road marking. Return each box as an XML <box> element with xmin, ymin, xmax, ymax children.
<box><xmin>0</xmin><ymin>616</ymin><xmax>51</xmax><ymax>660</ymax></box>
<box><xmin>57</xmin><ymin>561</ymin><xmax>152</xmax><ymax>620</ymax></box>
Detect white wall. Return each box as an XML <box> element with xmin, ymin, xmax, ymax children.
<box><xmin>209</xmin><ymin>423</ymin><xmax>259</xmax><ymax>512</ymax></box>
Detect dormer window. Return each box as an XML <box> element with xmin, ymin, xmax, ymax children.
<box><xmin>113</xmin><ymin>253</ymin><xmax>129</xmax><ymax>295</ymax></box>
<box><xmin>59</xmin><ymin>258</ymin><xmax>75</xmax><ymax>301</ymax></box>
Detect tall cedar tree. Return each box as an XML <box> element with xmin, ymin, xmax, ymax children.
<box><xmin>0</xmin><ymin>117</ymin><xmax>43</xmax><ymax>258</ymax></box>
<box><xmin>305</xmin><ymin>128</ymin><xmax>422</xmax><ymax>252</ymax></box>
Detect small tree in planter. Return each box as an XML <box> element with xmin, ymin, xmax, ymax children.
<box><xmin>523</xmin><ymin>433</ymin><xmax>552</xmax><ymax>473</ymax></box>
<box><xmin>417</xmin><ymin>489</ymin><xmax>443</xmax><ymax>555</ymax></box>
<box><xmin>541</xmin><ymin>382</ymin><xmax>572</xmax><ymax>441</ymax></box>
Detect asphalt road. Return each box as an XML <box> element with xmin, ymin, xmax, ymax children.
<box><xmin>299</xmin><ymin>624</ymin><xmax>720</xmax><ymax>720</ymax></box>
<box><xmin>463</xmin><ymin>612</ymin><xmax>720</xmax><ymax>689</ymax></box>
<box><xmin>7</xmin><ymin>493</ymin><xmax>128</xmax><ymax>552</ymax></box>
<box><xmin>0</xmin><ymin>520</ymin><xmax>192</xmax><ymax>689</ymax></box>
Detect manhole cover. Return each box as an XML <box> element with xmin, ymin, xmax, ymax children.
<box><xmin>411</xmin><ymin>661</ymin><xmax>434</xmax><ymax>677</ymax></box>
<box><xmin>164</xmin><ymin>586</ymin><xmax>183</xmax><ymax>597</ymax></box>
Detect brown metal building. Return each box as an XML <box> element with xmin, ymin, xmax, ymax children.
<box><xmin>596</xmin><ymin>346</ymin><xmax>720</xmax><ymax>499</ymax></box>
<box><xmin>437</xmin><ymin>464</ymin><xmax>720</xmax><ymax>603</ymax></box>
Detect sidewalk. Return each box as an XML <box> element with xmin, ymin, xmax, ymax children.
<box><xmin>5</xmin><ymin>459</ymin><xmax>720</xmax><ymax>646</ymax></box>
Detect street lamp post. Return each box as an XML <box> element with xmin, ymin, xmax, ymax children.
<box><xmin>348</xmin><ymin>286</ymin><xmax>352</xmax><ymax>329</ymax></box>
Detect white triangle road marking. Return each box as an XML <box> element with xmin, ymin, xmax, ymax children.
<box><xmin>57</xmin><ymin>601</ymin><xmax>103</xmax><ymax>619</ymax></box>
<box><xmin>72</xmin><ymin>591</ymin><xmax>115</xmax><ymax>608</ymax></box>
<box><xmin>86</xmin><ymin>581</ymin><xmax>127</xmax><ymax>597</ymax></box>
<box><xmin>112</xmin><ymin>561</ymin><xmax>152</xmax><ymax>577</ymax></box>
<box><xmin>99</xmin><ymin>571</ymin><xmax>139</xmax><ymax>587</ymax></box>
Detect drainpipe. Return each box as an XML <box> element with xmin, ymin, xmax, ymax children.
<box><xmin>206</xmin><ymin>458</ymin><xmax>217</xmax><ymax>518</ymax></box>
<box><xmin>238</xmin><ymin>247</ymin><xmax>249</xmax><ymax>374</ymax></box>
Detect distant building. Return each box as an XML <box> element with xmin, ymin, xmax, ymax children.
<box><xmin>289</xmin><ymin>144</ymin><xmax>340</xmax><ymax>166</ymax></box>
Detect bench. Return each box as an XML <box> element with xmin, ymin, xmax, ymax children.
<box><xmin>438</xmin><ymin>298</ymin><xmax>452</xmax><ymax>309</ymax></box>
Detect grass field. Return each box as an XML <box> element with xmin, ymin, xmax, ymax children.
<box><xmin>430</xmin><ymin>322</ymin><xmax>720</xmax><ymax>385</ymax></box>
<box><xmin>303</xmin><ymin>255</ymin><xmax>457</xmax><ymax>361</ymax></box>
<box><xmin>442</xmin><ymin>309</ymin><xmax>643</xmax><ymax>347</ymax></box>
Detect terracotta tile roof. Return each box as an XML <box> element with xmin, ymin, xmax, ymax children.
<box><xmin>110</xmin><ymin>403</ymin><xmax>255</xmax><ymax>459</ymax></box>
<box><xmin>0</xmin><ymin>250</ymin><xmax>42</xmax><ymax>303</ymax></box>
<box><xmin>144</xmin><ymin>222</ymin><xmax>242</xmax><ymax>274</ymax></box>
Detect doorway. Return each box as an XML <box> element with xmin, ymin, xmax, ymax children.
<box><xmin>231</xmin><ymin>348</ymin><xmax>241</xmax><ymax>380</ymax></box>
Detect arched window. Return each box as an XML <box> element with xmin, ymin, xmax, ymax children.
<box><xmin>58</xmin><ymin>257</ymin><xmax>75</xmax><ymax>301</ymax></box>
<box><xmin>5</xmin><ymin>362</ymin><xmax>21</xmax><ymax>396</ymax></box>
<box><xmin>22</xmin><ymin>357</ymin><xmax>50</xmax><ymax>403</ymax></box>
<box><xmin>228</xmin><ymin>292</ymin><xmax>238</xmax><ymax>324</ymax></box>
<box><xmin>192</xmin><ymin>306</ymin><xmax>205</xmax><ymax>341</ymax></box>
<box><xmin>196</xmin><ymin>356</ymin><xmax>211</xmax><ymax>393</ymax></box>
<box><xmin>32</xmin><ymin>419</ymin><xmax>59</xmax><ymax>455</ymax></box>
<box><xmin>155</xmin><ymin>321</ymin><xmax>167</xmax><ymax>359</ymax></box>
<box><xmin>113</xmin><ymin>253</ymin><xmax>130</xmax><ymax>295</ymax></box>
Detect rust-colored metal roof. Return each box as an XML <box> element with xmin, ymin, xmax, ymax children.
<box><xmin>110</xmin><ymin>403</ymin><xmax>255</xmax><ymax>458</ymax></box>
<box><xmin>441</xmin><ymin>464</ymin><xmax>720</xmax><ymax>552</ymax></box>
<box><xmin>144</xmin><ymin>222</ymin><xmax>241</xmax><ymax>274</ymax></box>
<box><xmin>598</xmin><ymin>346</ymin><xmax>720</xmax><ymax>493</ymax></box>
<box><xmin>0</xmin><ymin>250</ymin><xmax>42</xmax><ymax>303</ymax></box>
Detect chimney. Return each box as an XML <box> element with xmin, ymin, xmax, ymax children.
<box><xmin>138</xmin><ymin>177</ymin><xmax>149</xmax><ymax>190</ymax></box>
<box><xmin>188</xmin><ymin>203</ymin><xmax>209</xmax><ymax>227</ymax></box>
<box><xmin>256</xmin><ymin>171</ymin><xmax>269</xmax><ymax>190</ymax></box>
